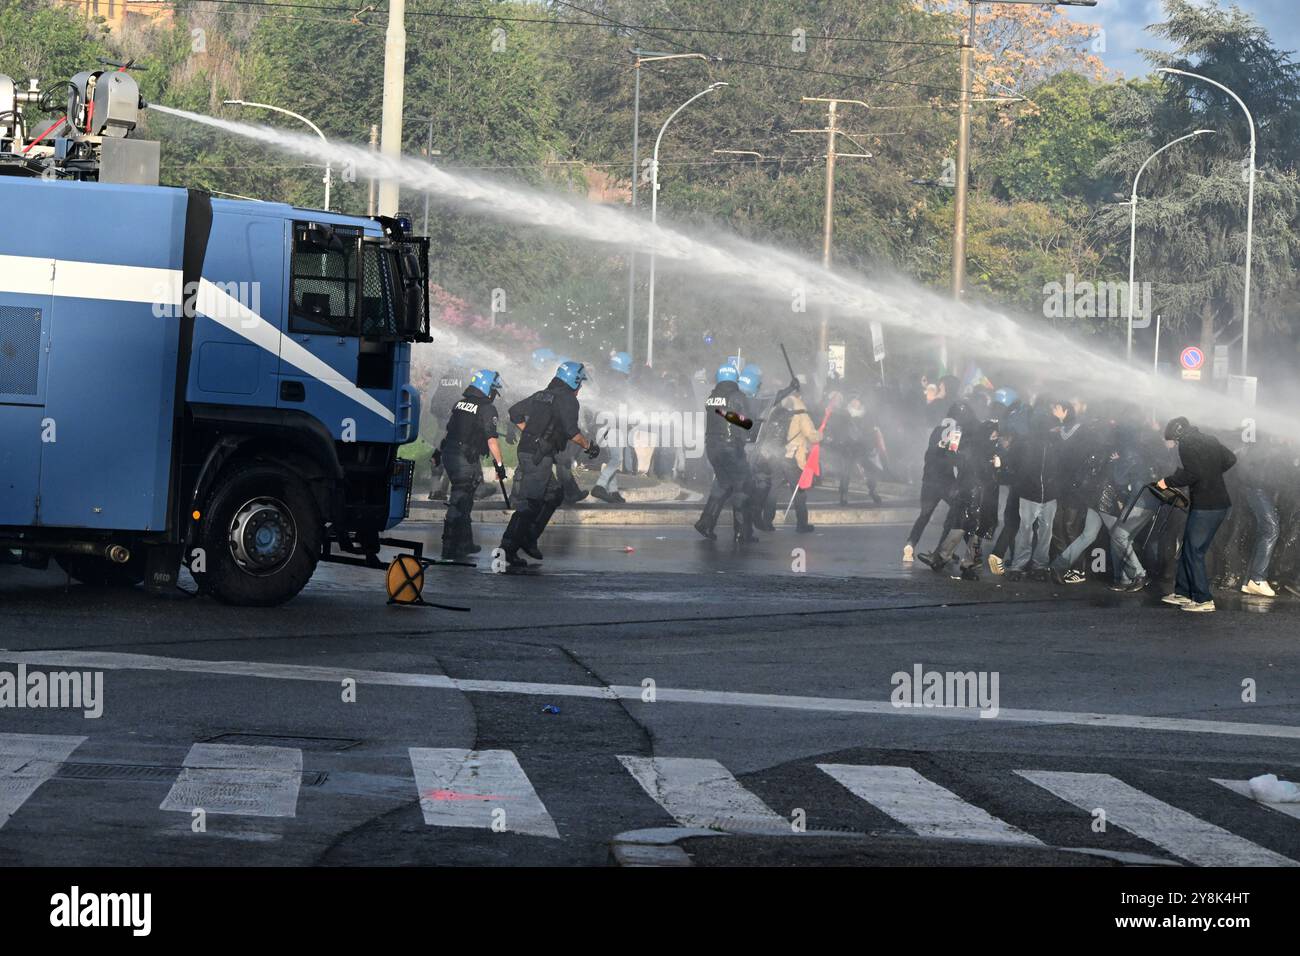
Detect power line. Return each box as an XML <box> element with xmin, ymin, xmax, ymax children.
<box><xmin>52</xmin><ymin>0</ymin><xmax>969</xmax><ymax>96</ymax></box>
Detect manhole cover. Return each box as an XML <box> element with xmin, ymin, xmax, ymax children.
<box><xmin>201</xmin><ymin>733</ymin><xmax>362</xmax><ymax>752</ymax></box>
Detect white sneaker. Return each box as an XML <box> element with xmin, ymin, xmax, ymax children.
<box><xmin>1181</xmin><ymin>600</ymin><xmax>1216</xmax><ymax>613</ymax></box>
<box><xmin>1161</xmin><ymin>593</ymin><xmax>1193</xmax><ymax>606</ymax></box>
<box><xmin>1242</xmin><ymin>580</ymin><xmax>1276</xmax><ymax>597</ymax></box>
<box><xmin>1062</xmin><ymin>570</ymin><xmax>1086</xmax><ymax>585</ymax></box>
<box><xmin>903</xmin><ymin>544</ymin><xmax>914</xmax><ymax>564</ymax></box>
<box><xmin>988</xmin><ymin>554</ymin><xmax>1005</xmax><ymax>576</ymax></box>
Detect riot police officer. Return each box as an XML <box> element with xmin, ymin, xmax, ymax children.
<box><xmin>695</xmin><ymin>362</ymin><xmax>756</xmax><ymax>543</ymax></box>
<box><xmin>439</xmin><ymin>370</ymin><xmax>507</xmax><ymax>560</ymax></box>
<box><xmin>427</xmin><ymin>356</ymin><xmax>470</xmax><ymax>500</ymax></box>
<box><xmin>500</xmin><ymin>361</ymin><xmax>600</xmax><ymax>568</ymax></box>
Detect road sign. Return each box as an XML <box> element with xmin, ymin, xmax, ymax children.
<box><xmin>1180</xmin><ymin>346</ymin><xmax>1204</xmax><ymax>371</ymax></box>
<box><xmin>1181</xmin><ymin>369</ymin><xmax>1202</xmax><ymax>381</ymax></box>
<box><xmin>870</xmin><ymin>321</ymin><xmax>885</xmax><ymax>363</ymax></box>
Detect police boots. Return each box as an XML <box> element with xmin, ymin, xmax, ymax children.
<box><xmin>734</xmin><ymin>504</ymin><xmax>758</xmax><ymax>544</ymax></box>
<box><xmin>694</xmin><ymin>495</ymin><xmax>725</xmax><ymax>540</ymax></box>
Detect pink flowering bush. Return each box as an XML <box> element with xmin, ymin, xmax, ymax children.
<box><xmin>428</xmin><ymin>283</ymin><xmax>541</xmax><ymax>351</ymax></box>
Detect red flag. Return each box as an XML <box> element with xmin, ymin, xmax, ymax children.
<box><xmin>795</xmin><ymin>407</ymin><xmax>833</xmax><ymax>490</ymax></box>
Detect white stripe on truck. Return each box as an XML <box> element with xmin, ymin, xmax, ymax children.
<box><xmin>0</xmin><ymin>253</ymin><xmax>394</xmax><ymax>425</ymax></box>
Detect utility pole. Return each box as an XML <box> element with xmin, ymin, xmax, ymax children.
<box><xmin>378</xmin><ymin>0</ymin><xmax>406</xmax><ymax>216</ymax></box>
<box><xmin>792</xmin><ymin>97</ymin><xmax>874</xmax><ymax>358</ymax></box>
<box><xmin>420</xmin><ymin>118</ymin><xmax>442</xmax><ymax>237</ymax></box>
<box><xmin>367</xmin><ymin>124</ymin><xmax>379</xmax><ymax>216</ymax></box>
<box><xmin>952</xmin><ymin>3</ymin><xmax>975</xmax><ymax>302</ymax></box>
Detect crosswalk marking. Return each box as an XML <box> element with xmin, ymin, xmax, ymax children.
<box><xmin>0</xmin><ymin>733</ymin><xmax>86</xmax><ymax>829</ymax></box>
<box><xmin>1017</xmin><ymin>770</ymin><xmax>1297</xmax><ymax>867</ymax></box>
<box><xmin>409</xmin><ymin>748</ymin><xmax>559</xmax><ymax>838</ymax></box>
<box><xmin>159</xmin><ymin>744</ymin><xmax>303</xmax><ymax>818</ymax></box>
<box><xmin>618</xmin><ymin>756</ymin><xmax>789</xmax><ymax>834</ymax></box>
<box><xmin>818</xmin><ymin>763</ymin><xmax>1043</xmax><ymax>845</ymax></box>
<box><xmin>1212</xmin><ymin>779</ymin><xmax>1300</xmax><ymax>822</ymax></box>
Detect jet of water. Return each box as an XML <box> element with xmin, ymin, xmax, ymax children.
<box><xmin>147</xmin><ymin>103</ymin><xmax>1290</xmax><ymax>436</ymax></box>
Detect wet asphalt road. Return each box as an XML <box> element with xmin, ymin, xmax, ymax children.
<box><xmin>0</xmin><ymin>518</ymin><xmax>1297</xmax><ymax>867</ymax></box>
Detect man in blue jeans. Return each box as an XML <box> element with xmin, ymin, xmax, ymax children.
<box><xmin>1159</xmin><ymin>417</ymin><xmax>1237</xmax><ymax>613</ymax></box>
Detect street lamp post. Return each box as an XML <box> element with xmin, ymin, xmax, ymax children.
<box><xmin>1159</xmin><ymin>67</ymin><xmax>1257</xmax><ymax>376</ymax></box>
<box><xmin>1126</xmin><ymin>129</ymin><xmax>1215</xmax><ymax>363</ymax></box>
<box><xmin>627</xmin><ymin>51</ymin><xmax>712</xmax><ymax>361</ymax></box>
<box><xmin>645</xmin><ymin>81</ymin><xmax>727</xmax><ymax>368</ymax></box>
<box><xmin>224</xmin><ymin>99</ymin><xmax>331</xmax><ymax>211</ymax></box>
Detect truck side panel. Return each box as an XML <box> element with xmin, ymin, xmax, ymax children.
<box><xmin>189</xmin><ymin>209</ymin><xmax>283</xmax><ymax>410</ymax></box>
<box><xmin>0</xmin><ymin>179</ymin><xmax>188</xmax><ymax>531</ymax></box>
<box><xmin>0</xmin><ymin>257</ymin><xmax>53</xmax><ymax>526</ymax></box>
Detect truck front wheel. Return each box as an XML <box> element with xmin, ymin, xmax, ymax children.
<box><xmin>193</xmin><ymin>462</ymin><xmax>321</xmax><ymax>606</ymax></box>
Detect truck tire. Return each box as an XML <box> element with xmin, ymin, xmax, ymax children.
<box><xmin>55</xmin><ymin>553</ymin><xmax>145</xmax><ymax>587</ymax></box>
<box><xmin>192</xmin><ymin>461</ymin><xmax>321</xmax><ymax>606</ymax></box>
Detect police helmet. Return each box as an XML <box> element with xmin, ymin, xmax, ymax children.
<box><xmin>738</xmin><ymin>364</ymin><xmax>762</xmax><ymax>397</ymax></box>
<box><xmin>470</xmin><ymin>369</ymin><xmax>503</xmax><ymax>398</ymax></box>
<box><xmin>717</xmin><ymin>363</ymin><xmax>740</xmax><ymax>384</ymax></box>
<box><xmin>992</xmin><ymin>387</ymin><xmax>1018</xmax><ymax>408</ymax></box>
<box><xmin>555</xmin><ymin>361</ymin><xmax>589</xmax><ymax>391</ymax></box>
<box><xmin>610</xmin><ymin>351</ymin><xmax>632</xmax><ymax>375</ymax></box>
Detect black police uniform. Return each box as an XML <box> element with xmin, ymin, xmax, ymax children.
<box><xmin>501</xmin><ymin>378</ymin><xmax>582</xmax><ymax>559</ymax></box>
<box><xmin>695</xmin><ymin>380</ymin><xmax>754</xmax><ymax>540</ymax></box>
<box><xmin>428</xmin><ymin>367</ymin><xmax>467</xmax><ymax>494</ymax></box>
<box><xmin>750</xmin><ymin>395</ymin><xmax>793</xmax><ymax>530</ymax></box>
<box><xmin>439</xmin><ymin>385</ymin><xmax>499</xmax><ymax>557</ymax></box>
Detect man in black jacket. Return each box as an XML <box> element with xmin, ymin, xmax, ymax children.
<box><xmin>1159</xmin><ymin>417</ymin><xmax>1237</xmax><ymax>612</ymax></box>
<box><xmin>1005</xmin><ymin>401</ymin><xmax>1066</xmax><ymax>579</ymax></box>
<box><xmin>903</xmin><ymin>403</ymin><xmax>965</xmax><ymax>562</ymax></box>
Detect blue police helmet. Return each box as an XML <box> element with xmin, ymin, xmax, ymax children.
<box><xmin>531</xmin><ymin>347</ymin><xmax>556</xmax><ymax>371</ymax></box>
<box><xmin>610</xmin><ymin>351</ymin><xmax>632</xmax><ymax>375</ymax></box>
<box><xmin>992</xmin><ymin>387</ymin><xmax>1019</xmax><ymax>407</ymax></box>
<box><xmin>738</xmin><ymin>364</ymin><xmax>762</xmax><ymax>397</ymax></box>
<box><xmin>470</xmin><ymin>369</ymin><xmax>503</xmax><ymax>397</ymax></box>
<box><xmin>717</xmin><ymin>363</ymin><xmax>740</xmax><ymax>384</ymax></box>
<box><xmin>555</xmin><ymin>360</ymin><xmax>589</xmax><ymax>391</ymax></box>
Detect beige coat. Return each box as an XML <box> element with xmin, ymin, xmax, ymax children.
<box><xmin>784</xmin><ymin>396</ymin><xmax>821</xmax><ymax>468</ymax></box>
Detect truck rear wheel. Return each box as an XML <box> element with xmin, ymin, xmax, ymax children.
<box><xmin>55</xmin><ymin>553</ymin><xmax>145</xmax><ymax>588</ymax></box>
<box><xmin>193</xmin><ymin>462</ymin><xmax>321</xmax><ymax>606</ymax></box>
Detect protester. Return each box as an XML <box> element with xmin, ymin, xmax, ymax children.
<box><xmin>1158</xmin><ymin>417</ymin><xmax>1237</xmax><ymax>613</ymax></box>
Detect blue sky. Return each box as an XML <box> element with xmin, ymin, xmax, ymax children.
<box><xmin>1059</xmin><ymin>0</ymin><xmax>1300</xmax><ymax>77</ymax></box>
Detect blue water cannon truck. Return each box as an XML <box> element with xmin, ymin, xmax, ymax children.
<box><xmin>0</xmin><ymin>67</ymin><xmax>429</xmax><ymax>605</ymax></box>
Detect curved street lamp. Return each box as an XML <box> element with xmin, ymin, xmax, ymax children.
<box><xmin>1158</xmin><ymin>67</ymin><xmax>1256</xmax><ymax>375</ymax></box>
<box><xmin>223</xmin><ymin>99</ymin><xmax>332</xmax><ymax>212</ymax></box>
<box><xmin>645</xmin><ymin>81</ymin><xmax>728</xmax><ymax>367</ymax></box>
<box><xmin>1126</xmin><ymin>129</ymin><xmax>1215</xmax><ymax>363</ymax></box>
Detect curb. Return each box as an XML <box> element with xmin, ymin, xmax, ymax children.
<box><xmin>410</xmin><ymin>500</ymin><xmax>915</xmax><ymax>527</ymax></box>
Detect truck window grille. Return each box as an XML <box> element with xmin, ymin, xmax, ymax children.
<box><xmin>0</xmin><ymin>306</ymin><xmax>41</xmax><ymax>396</ymax></box>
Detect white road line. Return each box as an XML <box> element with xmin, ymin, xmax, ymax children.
<box><xmin>1212</xmin><ymin>779</ymin><xmax>1300</xmax><ymax>822</ymax></box>
<box><xmin>1016</xmin><ymin>770</ymin><xmax>1297</xmax><ymax>867</ymax></box>
<box><xmin>2</xmin><ymin>649</ymin><xmax>1299</xmax><ymax>741</ymax></box>
<box><xmin>159</xmin><ymin>744</ymin><xmax>303</xmax><ymax>818</ymax></box>
<box><xmin>818</xmin><ymin>764</ymin><xmax>1042</xmax><ymax>845</ymax></box>
<box><xmin>618</xmin><ymin>756</ymin><xmax>789</xmax><ymax>834</ymax></box>
<box><xmin>409</xmin><ymin>748</ymin><xmax>558</xmax><ymax>838</ymax></box>
<box><xmin>0</xmin><ymin>733</ymin><xmax>86</xmax><ymax>829</ymax></box>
